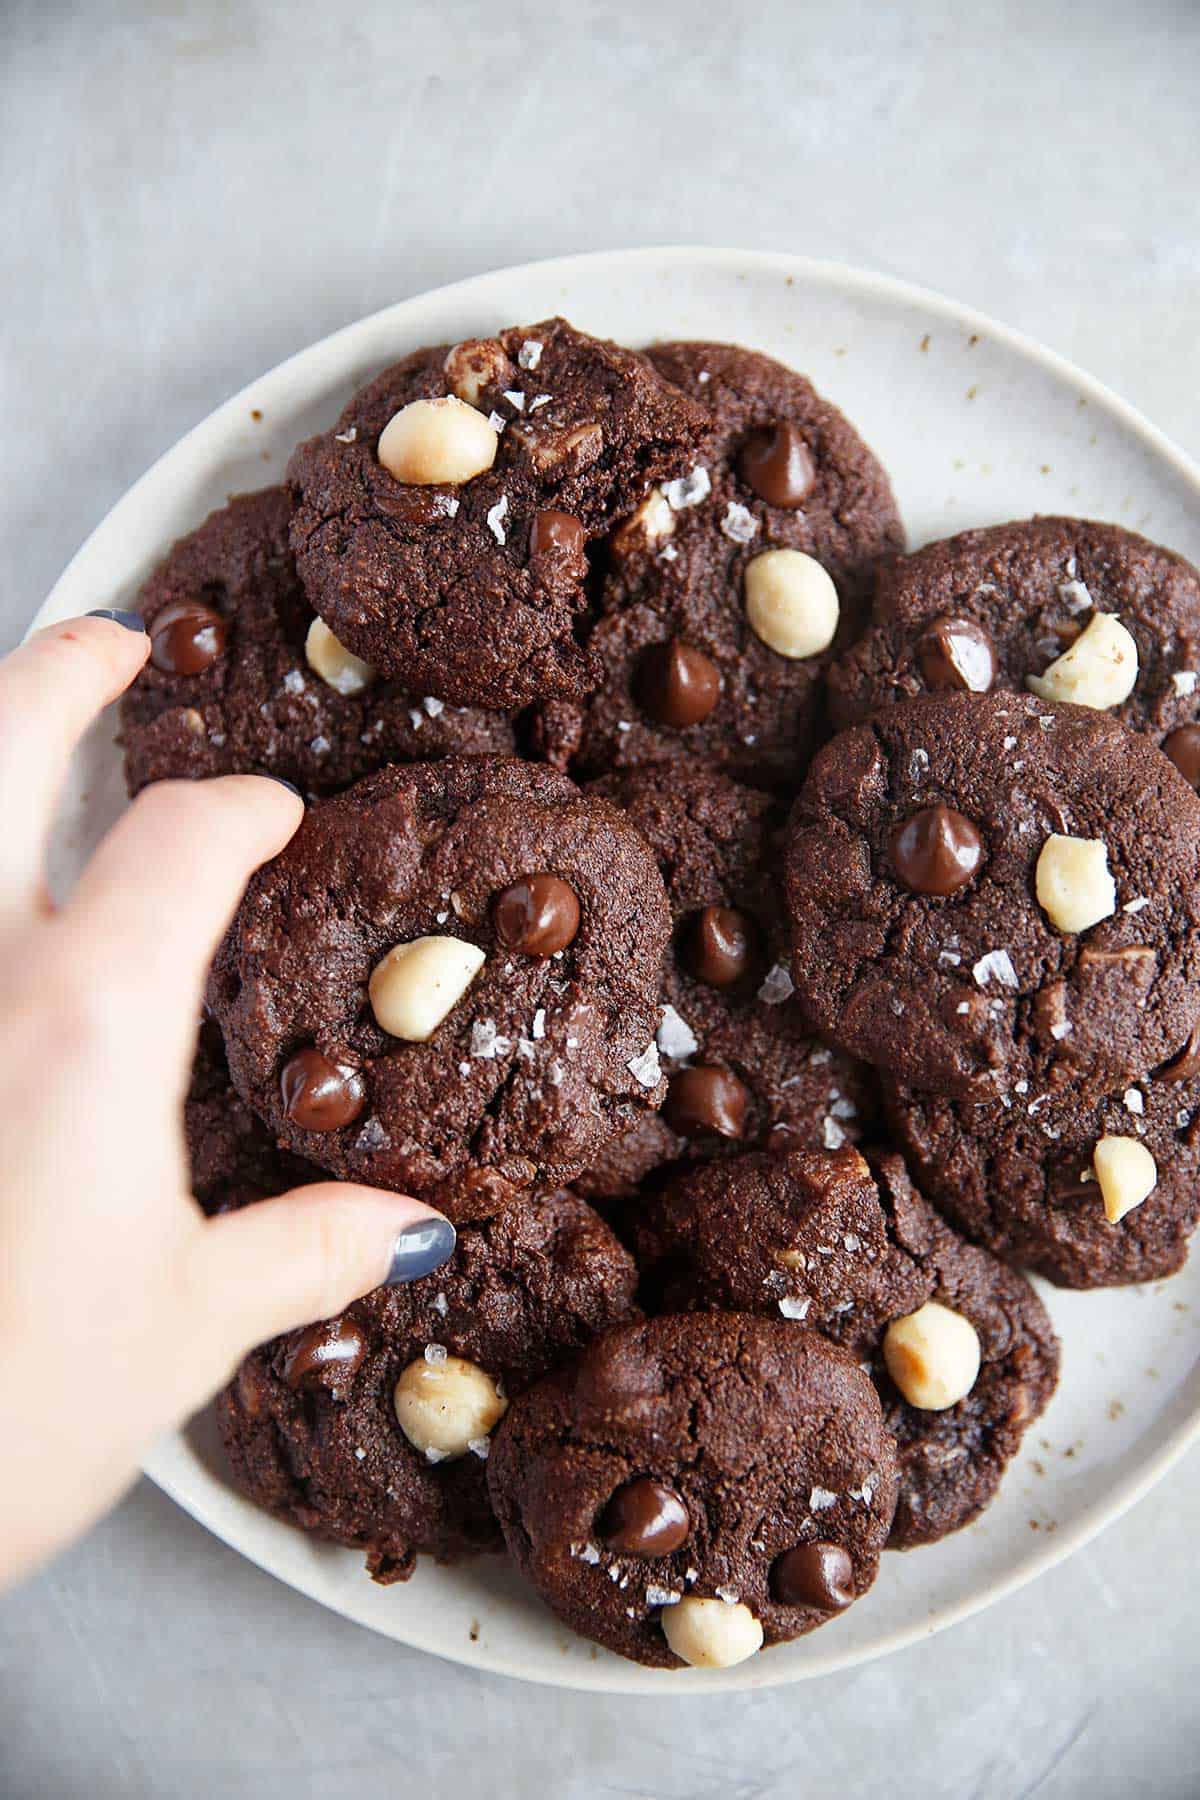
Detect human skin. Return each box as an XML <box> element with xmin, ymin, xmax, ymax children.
<box><xmin>0</xmin><ymin>613</ymin><xmax>453</xmax><ymax>1590</ymax></box>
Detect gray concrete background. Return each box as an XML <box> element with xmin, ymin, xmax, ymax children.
<box><xmin>2</xmin><ymin>2</ymin><xmax>1198</xmax><ymax>1794</ymax></box>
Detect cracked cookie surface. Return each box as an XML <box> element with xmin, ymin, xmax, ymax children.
<box><xmin>785</xmin><ymin>692</ymin><xmax>1200</xmax><ymax>1099</ymax></box>
<box><xmin>286</xmin><ymin>321</ymin><xmax>709</xmax><ymax>710</ymax></box>
<box><xmin>207</xmin><ymin>757</ymin><xmax>671</xmax><ymax>1219</ymax></box>
<box><xmin>487</xmin><ymin>1312</ymin><xmax>898</xmax><ymax>1665</ymax></box>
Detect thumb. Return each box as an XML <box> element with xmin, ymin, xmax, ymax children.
<box><xmin>185</xmin><ymin>1184</ymin><xmax>456</xmax><ymax>1392</ymax></box>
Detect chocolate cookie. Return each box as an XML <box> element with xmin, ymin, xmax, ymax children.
<box><xmin>119</xmin><ymin>488</ymin><xmax>515</xmax><ymax>798</ymax></box>
<box><xmin>487</xmin><ymin>1313</ymin><xmax>898</xmax><ymax>1667</ymax></box>
<box><xmin>577</xmin><ymin>762</ymin><xmax>876</xmax><ymax>1201</ymax></box>
<box><xmin>633</xmin><ymin>1147</ymin><xmax>1058</xmax><ymax>1548</ymax></box>
<box><xmin>886</xmin><ymin>1063</ymin><xmax>1200</xmax><ymax>1288</ymax></box>
<box><xmin>217</xmin><ymin>1188</ymin><xmax>641</xmax><ymax>1580</ymax></box>
<box><xmin>207</xmin><ymin>757</ymin><xmax>672</xmax><ymax>1219</ymax></box>
<box><xmin>286</xmin><ymin>322</ymin><xmax>710</xmax><ymax>710</ymax></box>
<box><xmin>828</xmin><ymin>520</ymin><xmax>1200</xmax><ymax>775</ymax></box>
<box><xmin>535</xmin><ymin>341</ymin><xmax>904</xmax><ymax>787</ymax></box>
<box><xmin>785</xmin><ymin>692</ymin><xmax>1200</xmax><ymax>1100</ymax></box>
<box><xmin>186</xmin><ymin>1020</ymin><xmax>317</xmax><ymax>1216</ymax></box>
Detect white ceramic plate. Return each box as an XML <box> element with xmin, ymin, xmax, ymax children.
<box><xmin>37</xmin><ymin>248</ymin><xmax>1200</xmax><ymax>1693</ymax></box>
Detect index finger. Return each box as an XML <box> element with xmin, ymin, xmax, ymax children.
<box><xmin>58</xmin><ymin>774</ymin><xmax>304</xmax><ymax>1066</ymax></box>
<box><xmin>0</xmin><ymin>613</ymin><xmax>150</xmax><ymax>927</ymax></box>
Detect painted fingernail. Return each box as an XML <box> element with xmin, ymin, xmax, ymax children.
<box><xmin>87</xmin><ymin>608</ymin><xmax>146</xmax><ymax>632</ymax></box>
<box><xmin>386</xmin><ymin>1216</ymin><xmax>456</xmax><ymax>1285</ymax></box>
<box><xmin>262</xmin><ymin>775</ymin><xmax>304</xmax><ymax>800</ymax></box>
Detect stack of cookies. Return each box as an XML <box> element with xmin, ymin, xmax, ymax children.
<box><xmin>122</xmin><ymin>316</ymin><xmax>1200</xmax><ymax>1671</ymax></box>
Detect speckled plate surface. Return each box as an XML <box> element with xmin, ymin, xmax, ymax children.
<box><xmin>37</xmin><ymin>248</ymin><xmax>1200</xmax><ymax>1692</ymax></box>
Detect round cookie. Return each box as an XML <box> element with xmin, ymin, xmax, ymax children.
<box><xmin>827</xmin><ymin>518</ymin><xmax>1200</xmax><ymax>770</ymax></box>
<box><xmin>207</xmin><ymin>757</ymin><xmax>672</xmax><ymax>1219</ymax></box>
<box><xmin>487</xmin><ymin>1313</ymin><xmax>899</xmax><ymax>1667</ymax></box>
<box><xmin>885</xmin><ymin>1064</ymin><xmax>1200</xmax><ymax>1288</ymax></box>
<box><xmin>577</xmin><ymin>762</ymin><xmax>877</xmax><ymax>1201</ymax></box>
<box><xmin>119</xmin><ymin>487</ymin><xmax>515</xmax><ymax>798</ymax></box>
<box><xmin>632</xmin><ymin>1147</ymin><xmax>1060</xmax><ymax>1548</ymax></box>
<box><xmin>785</xmin><ymin>691</ymin><xmax>1200</xmax><ymax>1100</ymax></box>
<box><xmin>535</xmin><ymin>340</ymin><xmax>904</xmax><ymax>788</ymax></box>
<box><xmin>286</xmin><ymin>321</ymin><xmax>710</xmax><ymax>710</ymax></box>
<box><xmin>217</xmin><ymin>1188</ymin><xmax>641</xmax><ymax>1580</ymax></box>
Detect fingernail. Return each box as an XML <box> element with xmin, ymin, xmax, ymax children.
<box><xmin>262</xmin><ymin>775</ymin><xmax>304</xmax><ymax>800</ymax></box>
<box><xmin>87</xmin><ymin>608</ymin><xmax>146</xmax><ymax>633</ymax></box>
<box><xmin>386</xmin><ymin>1215</ymin><xmax>456</xmax><ymax>1285</ymax></box>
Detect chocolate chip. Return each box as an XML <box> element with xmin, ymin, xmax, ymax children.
<box><xmin>493</xmin><ymin>874</ymin><xmax>581</xmax><ymax>957</ymax></box>
<box><xmin>148</xmin><ymin>600</ymin><xmax>226</xmax><ymax>674</ymax></box>
<box><xmin>664</xmin><ymin>1065</ymin><xmax>749</xmax><ymax>1139</ymax></box>
<box><xmin>771</xmin><ymin>1541</ymin><xmax>854</xmax><ymax>1610</ymax></box>
<box><xmin>891</xmin><ymin>805</ymin><xmax>985</xmax><ymax>896</ymax></box>
<box><xmin>636</xmin><ymin>640</ymin><xmax>722</xmax><ymax>729</ymax></box>
<box><xmin>915</xmin><ymin>616</ymin><xmax>996</xmax><ymax>693</ymax></box>
<box><xmin>597</xmin><ymin>1477</ymin><xmax>690</xmax><ymax>1556</ymax></box>
<box><xmin>737</xmin><ymin>422</ymin><xmax>815</xmax><ymax>509</ymax></box>
<box><xmin>1158</xmin><ymin>1023</ymin><xmax>1200</xmax><ymax>1082</ymax></box>
<box><xmin>529</xmin><ymin>509</ymin><xmax>586</xmax><ymax>559</ymax></box>
<box><xmin>1164</xmin><ymin>724</ymin><xmax>1200</xmax><ymax>790</ymax></box>
<box><xmin>684</xmin><ymin>906</ymin><xmax>754</xmax><ymax>987</ymax></box>
<box><xmin>280</xmin><ymin>1047</ymin><xmax>366</xmax><ymax>1131</ymax></box>
<box><xmin>283</xmin><ymin>1317</ymin><xmax>368</xmax><ymax>1389</ymax></box>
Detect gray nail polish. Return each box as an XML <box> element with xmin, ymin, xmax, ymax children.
<box><xmin>87</xmin><ymin>607</ymin><xmax>146</xmax><ymax>632</ymax></box>
<box><xmin>386</xmin><ymin>1216</ymin><xmax>456</xmax><ymax>1285</ymax></box>
<box><xmin>263</xmin><ymin>775</ymin><xmax>304</xmax><ymax>800</ymax></box>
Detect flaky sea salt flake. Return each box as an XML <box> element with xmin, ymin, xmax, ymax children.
<box><xmin>486</xmin><ymin>494</ymin><xmax>509</xmax><ymax>544</ymax></box>
<box><xmin>809</xmin><ymin>1486</ymin><xmax>838</xmax><ymax>1511</ymax></box>
<box><xmin>778</xmin><ymin>1295</ymin><xmax>811</xmax><ymax>1321</ymax></box>
<box><xmin>758</xmin><ymin>962</ymin><xmax>795</xmax><ymax>1006</ymax></box>
<box><xmin>657</xmin><ymin>1005</ymin><xmax>699</xmax><ymax>1059</ymax></box>
<box><xmin>973</xmin><ymin>949</ymin><xmax>1018</xmax><ymax>989</ymax></box>
<box><xmin>720</xmin><ymin>500</ymin><xmax>758</xmax><ymax>544</ymax></box>
<box><xmin>518</xmin><ymin>339</ymin><xmax>543</xmax><ymax>370</ymax></box>
<box><xmin>663</xmin><ymin>466</ymin><xmax>712</xmax><ymax>511</ymax></box>
<box><xmin>627</xmin><ymin>1042</ymin><xmax>662</xmax><ymax>1088</ymax></box>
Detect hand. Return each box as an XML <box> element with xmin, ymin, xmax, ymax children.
<box><xmin>0</xmin><ymin>613</ymin><xmax>454</xmax><ymax>1590</ymax></box>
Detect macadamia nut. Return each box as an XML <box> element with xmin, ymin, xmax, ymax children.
<box><xmin>661</xmin><ymin>1596</ymin><xmax>764</xmax><ymax>1669</ymax></box>
<box><xmin>368</xmin><ymin>936</ymin><xmax>485</xmax><ymax>1041</ymax></box>
<box><xmin>304</xmin><ymin>618</ymin><xmax>376</xmax><ymax>696</ymax></box>
<box><xmin>393</xmin><ymin>1354</ymin><xmax>508</xmax><ymax>1459</ymax></box>
<box><xmin>1035</xmin><ymin>834</ymin><xmax>1117</xmax><ymax>934</ymax></box>
<box><xmin>612</xmin><ymin>487</ymin><xmax>675</xmax><ymax>554</ymax></box>
<box><xmin>1093</xmin><ymin>1135</ymin><xmax>1158</xmax><ymax>1224</ymax></box>
<box><xmin>882</xmin><ymin>1301</ymin><xmax>981</xmax><ymax>1411</ymax></box>
<box><xmin>743</xmin><ymin>550</ymin><xmax>840</xmax><ymax>659</ymax></box>
<box><xmin>377</xmin><ymin>397</ymin><xmax>499</xmax><ymax>486</ymax></box>
<box><xmin>442</xmin><ymin>338</ymin><xmax>514</xmax><ymax>407</ymax></box>
<box><xmin>1026</xmin><ymin>613</ymin><xmax>1138</xmax><ymax>708</ymax></box>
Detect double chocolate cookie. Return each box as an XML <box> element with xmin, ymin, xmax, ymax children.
<box><xmin>886</xmin><ymin>1066</ymin><xmax>1200</xmax><ymax>1287</ymax></box>
<box><xmin>207</xmin><ymin>757</ymin><xmax>672</xmax><ymax>1219</ymax></box>
<box><xmin>828</xmin><ymin>519</ymin><xmax>1200</xmax><ymax>778</ymax></box>
<box><xmin>120</xmin><ymin>487</ymin><xmax>514</xmax><ymax>798</ymax></box>
<box><xmin>286</xmin><ymin>321</ymin><xmax>710</xmax><ymax>710</ymax></box>
<box><xmin>217</xmin><ymin>1188</ymin><xmax>640</xmax><ymax>1579</ymax></box>
<box><xmin>633</xmin><ymin>1147</ymin><xmax>1059</xmax><ymax>1547</ymax></box>
<box><xmin>536</xmin><ymin>341</ymin><xmax>903</xmax><ymax>787</ymax></box>
<box><xmin>186</xmin><ymin>1020</ymin><xmax>317</xmax><ymax>1216</ymax></box>
<box><xmin>487</xmin><ymin>1313</ymin><xmax>898</xmax><ymax>1666</ymax></box>
<box><xmin>785</xmin><ymin>692</ymin><xmax>1200</xmax><ymax>1100</ymax></box>
<box><xmin>577</xmin><ymin>761</ymin><xmax>875</xmax><ymax>1200</ymax></box>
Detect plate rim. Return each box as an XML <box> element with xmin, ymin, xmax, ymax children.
<box><xmin>34</xmin><ymin>244</ymin><xmax>1200</xmax><ymax>1694</ymax></box>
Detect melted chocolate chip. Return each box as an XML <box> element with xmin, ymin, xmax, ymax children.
<box><xmin>1158</xmin><ymin>1023</ymin><xmax>1200</xmax><ymax>1082</ymax></box>
<box><xmin>771</xmin><ymin>1541</ymin><xmax>854</xmax><ymax>1610</ymax></box>
<box><xmin>1164</xmin><ymin>724</ymin><xmax>1200</xmax><ymax>790</ymax></box>
<box><xmin>915</xmin><ymin>616</ymin><xmax>995</xmax><ymax>694</ymax></box>
<box><xmin>891</xmin><ymin>805</ymin><xmax>985</xmax><ymax>896</ymax></box>
<box><xmin>664</xmin><ymin>1065</ymin><xmax>749</xmax><ymax>1140</ymax></box>
<box><xmin>684</xmin><ymin>906</ymin><xmax>754</xmax><ymax>987</ymax></box>
<box><xmin>529</xmin><ymin>509</ymin><xmax>586</xmax><ymax>559</ymax></box>
<box><xmin>494</xmin><ymin>874</ymin><xmax>581</xmax><ymax>957</ymax></box>
<box><xmin>280</xmin><ymin>1047</ymin><xmax>366</xmax><ymax>1131</ymax></box>
<box><xmin>149</xmin><ymin>600</ymin><xmax>226</xmax><ymax>674</ymax></box>
<box><xmin>283</xmin><ymin>1317</ymin><xmax>368</xmax><ymax>1389</ymax></box>
<box><xmin>738</xmin><ymin>421</ymin><xmax>815</xmax><ymax>508</ymax></box>
<box><xmin>598</xmin><ymin>1477</ymin><xmax>690</xmax><ymax>1556</ymax></box>
<box><xmin>637</xmin><ymin>640</ymin><xmax>722</xmax><ymax>729</ymax></box>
